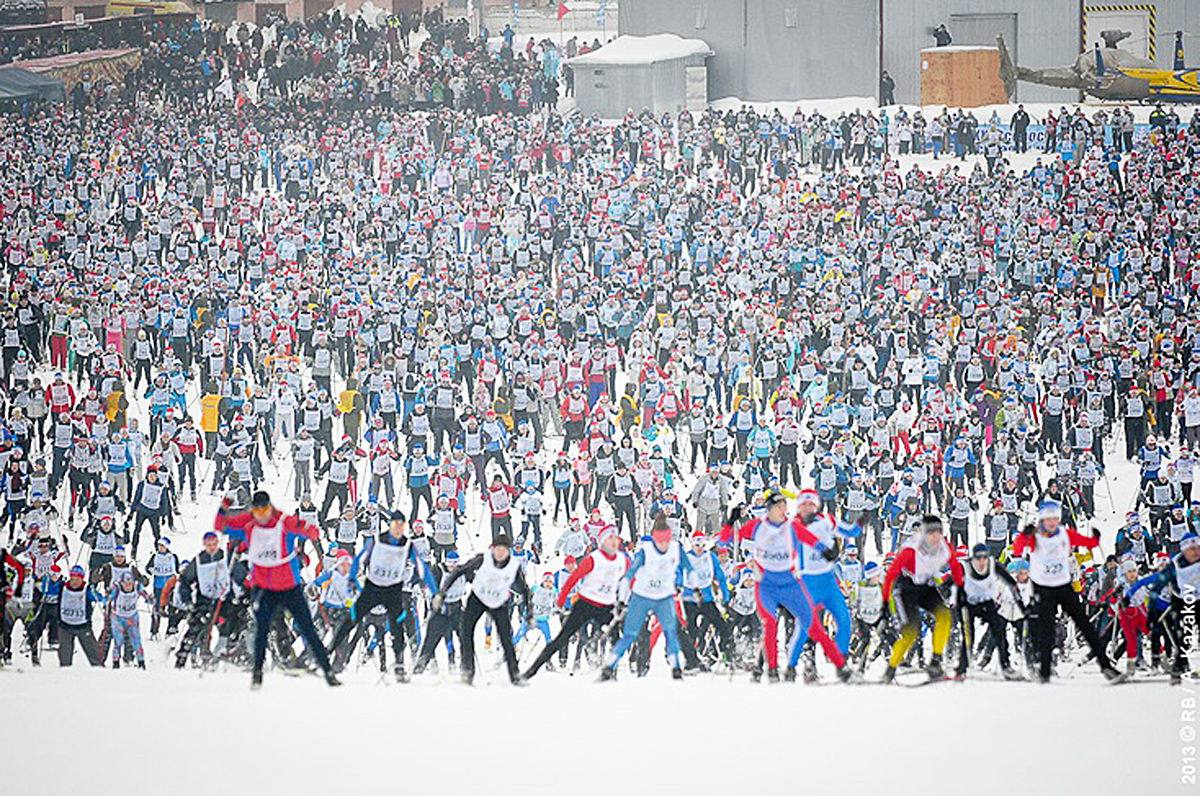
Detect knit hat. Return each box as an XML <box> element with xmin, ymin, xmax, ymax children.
<box><xmin>1038</xmin><ymin>500</ymin><xmax>1062</xmax><ymax>520</ymax></box>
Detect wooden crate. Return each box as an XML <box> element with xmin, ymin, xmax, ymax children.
<box><xmin>920</xmin><ymin>46</ymin><xmax>1007</xmax><ymax>108</ymax></box>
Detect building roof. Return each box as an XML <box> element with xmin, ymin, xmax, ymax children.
<box><xmin>0</xmin><ymin>66</ymin><xmax>64</xmax><ymax>101</ymax></box>
<box><xmin>569</xmin><ymin>34</ymin><xmax>712</xmax><ymax>67</ymax></box>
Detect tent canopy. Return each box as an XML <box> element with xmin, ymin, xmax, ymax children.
<box><xmin>0</xmin><ymin>66</ymin><xmax>64</xmax><ymax>101</ymax></box>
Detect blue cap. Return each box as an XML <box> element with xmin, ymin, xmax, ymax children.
<box><xmin>1038</xmin><ymin>500</ymin><xmax>1062</xmax><ymax>520</ymax></box>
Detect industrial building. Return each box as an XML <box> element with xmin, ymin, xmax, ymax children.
<box><xmin>619</xmin><ymin>0</ymin><xmax>1200</xmax><ymax>104</ymax></box>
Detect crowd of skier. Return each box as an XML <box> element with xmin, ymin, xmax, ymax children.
<box><xmin>0</xmin><ymin>10</ymin><xmax>1196</xmax><ymax>689</ymax></box>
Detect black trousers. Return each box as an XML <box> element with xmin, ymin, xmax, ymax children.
<box><xmin>252</xmin><ymin>585</ymin><xmax>332</xmax><ymax>676</ymax></box>
<box><xmin>415</xmin><ymin>603</ymin><xmax>463</xmax><ymax>672</ymax></box>
<box><xmin>684</xmin><ymin>600</ymin><xmax>733</xmax><ymax>659</ymax></box>
<box><xmin>461</xmin><ymin>594</ymin><xmax>520</xmax><ymax>683</ymax></box>
<box><xmin>956</xmin><ymin>600</ymin><xmax>1009</xmax><ymax>674</ymax></box>
<box><xmin>1031</xmin><ymin>582</ymin><xmax>1110</xmax><ymax>679</ymax></box>
<box><xmin>326</xmin><ymin>580</ymin><xmax>408</xmax><ymax>671</ymax></box>
<box><xmin>524</xmin><ymin>599</ymin><xmax>612</xmax><ymax>678</ymax></box>
<box><xmin>1161</xmin><ymin>596</ymin><xmax>1197</xmax><ymax>674</ymax></box>
<box><xmin>176</xmin><ymin>599</ymin><xmax>219</xmax><ymax>666</ymax></box>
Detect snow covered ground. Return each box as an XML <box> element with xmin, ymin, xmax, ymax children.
<box><xmin>2</xmin><ymin>662</ymin><xmax>1185</xmax><ymax>794</ymax></box>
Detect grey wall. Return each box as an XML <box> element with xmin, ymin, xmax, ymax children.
<box><xmin>882</xmin><ymin>1</ymin><xmax>1079</xmax><ymax>104</ymax></box>
<box><xmin>620</xmin><ymin>0</ymin><xmax>878</xmax><ymax>102</ymax></box>
<box><xmin>1148</xmin><ymin>1</ymin><xmax>1200</xmax><ymax>68</ymax></box>
<box><xmin>620</xmin><ymin>1</ymin><xmax>1200</xmax><ymax>107</ymax></box>
<box><xmin>621</xmin><ymin>0</ymin><xmax>747</xmax><ymax>98</ymax></box>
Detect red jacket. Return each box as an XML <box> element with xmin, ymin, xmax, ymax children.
<box><xmin>215</xmin><ymin>504</ymin><xmax>319</xmax><ymax>591</ymax></box>
<box><xmin>882</xmin><ymin>539</ymin><xmax>965</xmax><ymax>602</ymax></box>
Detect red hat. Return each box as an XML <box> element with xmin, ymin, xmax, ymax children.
<box><xmin>691</xmin><ymin>529</ymin><xmax>706</xmax><ymax>540</ymax></box>
<box><xmin>564</xmin><ymin>555</ymin><xmax>577</xmax><ymax>565</ymax></box>
<box><xmin>336</xmin><ymin>549</ymin><xmax>352</xmax><ymax>560</ymax></box>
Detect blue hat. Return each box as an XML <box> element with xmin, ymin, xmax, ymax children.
<box><xmin>159</xmin><ymin>537</ymin><xmax>171</xmax><ymax>547</ymax></box>
<box><xmin>1038</xmin><ymin>500</ymin><xmax>1062</xmax><ymax>520</ymax></box>
<box><xmin>1181</xmin><ymin>532</ymin><xmax>1200</xmax><ymax>552</ymax></box>
<box><xmin>863</xmin><ymin>561</ymin><xmax>880</xmax><ymax>576</ymax></box>
<box><xmin>445</xmin><ymin>550</ymin><xmax>460</xmax><ymax>561</ymax></box>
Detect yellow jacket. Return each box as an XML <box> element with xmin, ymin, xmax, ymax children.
<box><xmin>200</xmin><ymin>394</ymin><xmax>223</xmax><ymax>433</ymax></box>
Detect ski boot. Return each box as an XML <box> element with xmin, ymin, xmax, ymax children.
<box><xmin>1102</xmin><ymin>666</ymin><xmax>1127</xmax><ymax>684</ymax></box>
<box><xmin>836</xmin><ymin>666</ymin><xmax>861</xmax><ymax>684</ymax></box>
<box><xmin>881</xmin><ymin>665</ymin><xmax>897</xmax><ymax>684</ymax></box>
<box><xmin>766</xmin><ymin>668</ymin><xmax>780</xmax><ymax>683</ymax></box>
<box><xmin>112</xmin><ymin>660</ymin><xmax>120</xmax><ymax>669</ymax></box>
<box><xmin>803</xmin><ymin>662</ymin><xmax>820</xmax><ymax>684</ymax></box>
<box><xmin>251</xmin><ymin>670</ymin><xmax>264</xmax><ymax>690</ymax></box>
<box><xmin>783</xmin><ymin>666</ymin><xmax>797</xmax><ymax>682</ymax></box>
<box><xmin>1001</xmin><ymin>666</ymin><xmax>1023</xmax><ymax>681</ymax></box>
<box><xmin>672</xmin><ymin>666</ymin><xmax>683</xmax><ymax>681</ymax></box>
<box><xmin>394</xmin><ymin>665</ymin><xmax>409</xmax><ymax>684</ymax></box>
<box><xmin>750</xmin><ymin>666</ymin><xmax>763</xmax><ymax>683</ymax></box>
<box><xmin>1171</xmin><ymin>671</ymin><xmax>1183</xmax><ymax>686</ymax></box>
<box><xmin>1126</xmin><ymin>659</ymin><xmax>1137</xmax><ymax>678</ymax></box>
<box><xmin>137</xmin><ymin>661</ymin><xmax>146</xmax><ymax>670</ymax></box>
<box><xmin>599</xmin><ymin>666</ymin><xmax>617</xmax><ymax>682</ymax></box>
<box><xmin>925</xmin><ymin>654</ymin><xmax>945</xmax><ymax>681</ymax></box>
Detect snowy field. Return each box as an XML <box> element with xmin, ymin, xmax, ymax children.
<box><xmin>3</xmin><ymin>664</ymin><xmax>1188</xmax><ymax>794</ymax></box>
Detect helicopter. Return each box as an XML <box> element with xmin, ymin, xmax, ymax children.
<box><xmin>997</xmin><ymin>30</ymin><xmax>1200</xmax><ymax>103</ymax></box>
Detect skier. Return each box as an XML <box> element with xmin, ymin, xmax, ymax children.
<box><xmin>145</xmin><ymin>536</ymin><xmax>179</xmax><ymax>638</ymax></box>
<box><xmin>57</xmin><ymin>565</ymin><xmax>103</xmax><ymax>666</ymax></box>
<box><xmin>600</xmin><ymin>513</ymin><xmax>694</xmax><ymax>680</ymax></box>
<box><xmin>513</xmin><ymin>570</ymin><xmax>556</xmax><ymax>649</ymax></box>
<box><xmin>174</xmin><ymin>531</ymin><xmax>231</xmax><ymax>669</ymax></box>
<box><xmin>1012</xmin><ymin>500</ymin><xmax>1123</xmax><ymax>683</ymax></box>
<box><xmin>324</xmin><ymin>511</ymin><xmax>437</xmax><ymax>682</ymax></box>
<box><xmin>414</xmin><ymin>550</ymin><xmax>467</xmax><ymax>675</ymax></box>
<box><xmin>214</xmin><ymin>489</ymin><xmax>339</xmax><ymax>689</ymax></box>
<box><xmin>785</xmin><ymin>489</ymin><xmax>859</xmax><ymax>682</ymax></box>
<box><xmin>954</xmin><ymin>544</ymin><xmax>1023</xmax><ymax>680</ymax></box>
<box><xmin>880</xmin><ymin>514</ymin><xmax>964</xmax><ymax>683</ymax></box>
<box><xmin>1136</xmin><ymin>531</ymin><xmax>1200</xmax><ymax>683</ymax></box>
<box><xmin>107</xmin><ymin>571</ymin><xmax>149</xmax><ymax>669</ymax></box>
<box><xmin>717</xmin><ymin>490</ymin><xmax>831</xmax><ymax>682</ymax></box>
<box><xmin>522</xmin><ymin>527</ymin><xmax>627</xmax><ymax>680</ymax></box>
<box><xmin>681</xmin><ymin>528</ymin><xmax>733</xmax><ymax>667</ymax></box>
<box><xmin>433</xmin><ymin>533</ymin><xmax>532</xmax><ymax>685</ymax></box>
